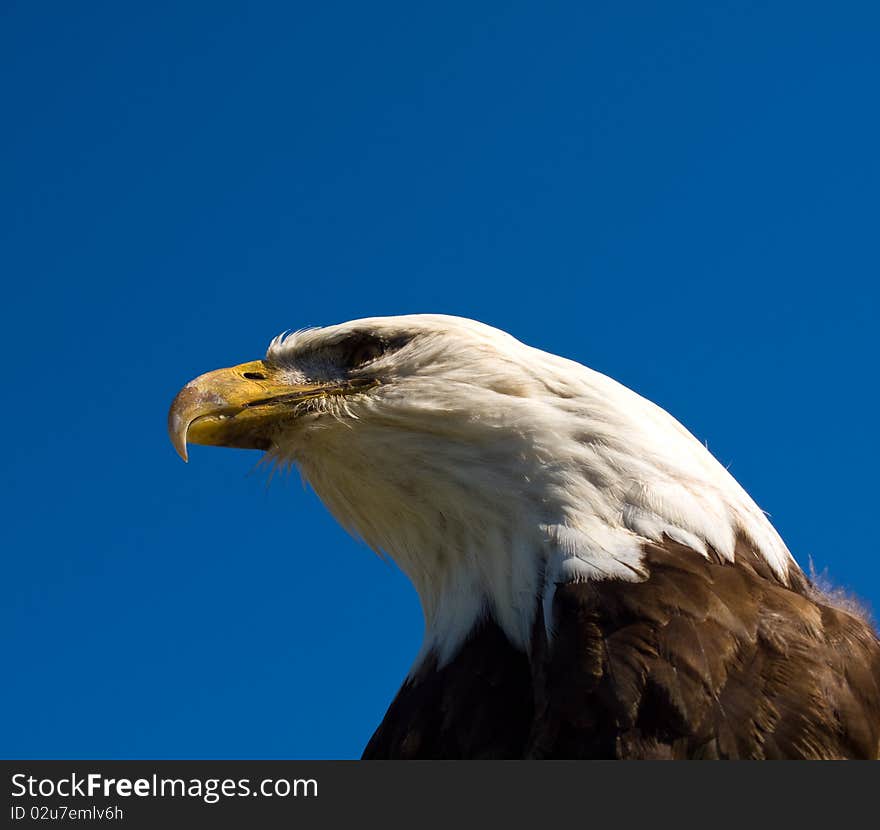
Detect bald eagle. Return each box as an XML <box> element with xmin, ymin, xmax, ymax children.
<box><xmin>168</xmin><ymin>315</ymin><xmax>880</xmax><ymax>759</ymax></box>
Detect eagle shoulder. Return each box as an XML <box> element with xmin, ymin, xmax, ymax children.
<box><xmin>529</xmin><ymin>537</ymin><xmax>880</xmax><ymax>759</ymax></box>
<box><xmin>364</xmin><ymin>537</ymin><xmax>880</xmax><ymax>759</ymax></box>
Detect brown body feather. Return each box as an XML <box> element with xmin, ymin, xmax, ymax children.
<box><xmin>363</xmin><ymin>538</ymin><xmax>880</xmax><ymax>759</ymax></box>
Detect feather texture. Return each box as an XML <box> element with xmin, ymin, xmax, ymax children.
<box><xmin>365</xmin><ymin>537</ymin><xmax>880</xmax><ymax>759</ymax></box>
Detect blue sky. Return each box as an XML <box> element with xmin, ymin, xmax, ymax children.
<box><xmin>2</xmin><ymin>1</ymin><xmax>878</xmax><ymax>759</ymax></box>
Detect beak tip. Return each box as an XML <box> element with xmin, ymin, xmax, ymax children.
<box><xmin>168</xmin><ymin>398</ymin><xmax>191</xmax><ymax>463</ymax></box>
<box><xmin>171</xmin><ymin>434</ymin><xmax>189</xmax><ymax>463</ymax></box>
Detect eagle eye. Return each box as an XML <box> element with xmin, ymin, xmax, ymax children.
<box><xmin>332</xmin><ymin>331</ymin><xmax>411</xmax><ymax>372</ymax></box>
<box><xmin>348</xmin><ymin>339</ymin><xmax>385</xmax><ymax>368</ymax></box>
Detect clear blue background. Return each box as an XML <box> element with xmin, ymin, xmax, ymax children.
<box><xmin>2</xmin><ymin>1</ymin><xmax>878</xmax><ymax>759</ymax></box>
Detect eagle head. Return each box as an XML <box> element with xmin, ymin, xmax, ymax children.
<box><xmin>168</xmin><ymin>314</ymin><xmax>796</xmax><ymax>663</ymax></box>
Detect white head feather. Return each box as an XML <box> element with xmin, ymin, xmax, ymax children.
<box><xmin>264</xmin><ymin>314</ymin><xmax>798</xmax><ymax>666</ymax></box>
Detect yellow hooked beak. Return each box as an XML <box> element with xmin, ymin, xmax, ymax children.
<box><xmin>168</xmin><ymin>360</ymin><xmax>370</xmax><ymax>462</ymax></box>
